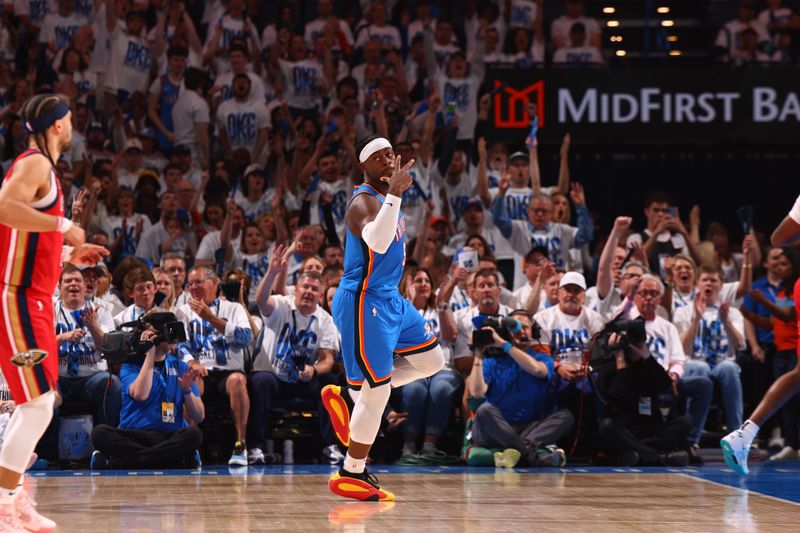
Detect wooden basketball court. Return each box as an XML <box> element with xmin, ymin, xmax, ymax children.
<box><xmin>25</xmin><ymin>464</ymin><xmax>800</xmax><ymax>532</ymax></box>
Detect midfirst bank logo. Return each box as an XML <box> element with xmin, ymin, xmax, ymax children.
<box><xmin>493</xmin><ymin>80</ymin><xmax>545</xmax><ymax>128</ymax></box>
<box><xmin>493</xmin><ymin>78</ymin><xmax>800</xmax><ymax>127</ymax></box>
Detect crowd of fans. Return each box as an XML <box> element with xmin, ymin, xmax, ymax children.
<box><xmin>0</xmin><ymin>0</ymin><xmax>794</xmax><ymax>470</ymax></box>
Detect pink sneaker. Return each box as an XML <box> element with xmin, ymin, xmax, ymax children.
<box><xmin>14</xmin><ymin>490</ymin><xmax>55</xmax><ymax>533</ymax></box>
<box><xmin>0</xmin><ymin>502</ymin><xmax>27</xmax><ymax>533</ymax></box>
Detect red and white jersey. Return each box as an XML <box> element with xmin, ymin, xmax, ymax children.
<box><xmin>0</xmin><ymin>149</ymin><xmax>64</xmax><ymax>296</ymax></box>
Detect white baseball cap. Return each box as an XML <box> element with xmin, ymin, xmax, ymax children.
<box><xmin>559</xmin><ymin>271</ymin><xmax>587</xmax><ymax>291</ymax></box>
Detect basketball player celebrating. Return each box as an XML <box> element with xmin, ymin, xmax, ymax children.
<box><xmin>722</xmin><ymin>194</ymin><xmax>800</xmax><ymax>474</ymax></box>
<box><xmin>0</xmin><ymin>94</ymin><xmax>106</xmax><ymax>532</ymax></box>
<box><xmin>323</xmin><ymin>136</ymin><xmax>445</xmax><ymax>501</ymax></box>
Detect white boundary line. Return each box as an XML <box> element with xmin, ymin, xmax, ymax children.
<box><xmin>681</xmin><ymin>472</ymin><xmax>800</xmax><ymax>507</ymax></box>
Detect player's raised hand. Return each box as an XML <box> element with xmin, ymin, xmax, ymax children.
<box><xmin>382</xmin><ymin>155</ymin><xmax>415</xmax><ymax>197</ymax></box>
<box><xmin>68</xmin><ymin>244</ymin><xmax>109</xmax><ymax>266</ymax></box>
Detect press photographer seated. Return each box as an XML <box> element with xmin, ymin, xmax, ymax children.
<box><xmin>91</xmin><ymin>322</ymin><xmax>204</xmax><ymax>469</ymax></box>
<box><xmin>467</xmin><ymin>310</ymin><xmax>574</xmax><ymax>468</ymax></box>
<box><xmin>594</xmin><ymin>323</ymin><xmax>692</xmax><ymax>467</ymax></box>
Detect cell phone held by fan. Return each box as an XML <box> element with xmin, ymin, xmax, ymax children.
<box><xmin>220</xmin><ymin>280</ymin><xmax>241</xmax><ymax>302</ymax></box>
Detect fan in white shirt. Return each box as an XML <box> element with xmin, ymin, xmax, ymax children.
<box><xmin>673</xmin><ymin>267</ymin><xmax>745</xmax><ymax>365</ymax></box>
<box><xmin>274</xmin><ymin>35</ymin><xmax>333</xmax><ymax>112</ymax></box>
<box><xmin>304</xmin><ymin>0</ymin><xmax>354</xmax><ymax>54</ymax></box>
<box><xmin>195</xmin><ymin>204</ymin><xmax>245</xmax><ymax>268</ymax></box>
<box><xmin>38</xmin><ymin>2</ymin><xmax>87</xmax><ymax>57</ymax></box>
<box><xmin>443</xmin><ymin>200</ymin><xmax>515</xmax><ymax>266</ymax></box>
<box><xmin>211</xmin><ymin>45</ymin><xmax>266</xmax><ymax>106</ymax></box>
<box><xmin>493</xmin><ymin>185</ymin><xmax>593</xmax><ymax>272</ymax></box>
<box><xmin>673</xmin><ymin>266</ymin><xmax>745</xmax><ymax>436</ymax></box>
<box><xmin>550</xmin><ymin>1</ymin><xmax>602</xmax><ymax>50</ymax></box>
<box><xmin>103</xmin><ymin>187</ymin><xmax>152</xmax><ymax>258</ymax></box>
<box><xmin>534</xmin><ymin>272</ymin><xmax>604</xmax><ymax>379</ymax></box>
<box><xmin>552</xmin><ymin>22</ymin><xmax>602</xmax><ymax>64</ymax></box>
<box><xmin>715</xmin><ymin>2</ymin><xmax>770</xmax><ymax>59</ymax></box>
<box><xmin>176</xmin><ymin>267</ymin><xmax>253</xmax><ymax>373</ymax></box>
<box><xmin>511</xmin><ymin>246</ymin><xmax>551</xmax><ymax>311</ymax></box>
<box><xmin>668</xmin><ymin>254</ymin><xmax>746</xmax><ymax>317</ymax></box>
<box><xmin>586</xmin><ymin>218</ymin><xmax>630</xmax><ymax>317</ymax></box>
<box><xmin>104</xmin><ymin>7</ymin><xmax>152</xmax><ymax>97</ymax></box>
<box><xmin>354</xmin><ymin>1</ymin><xmax>402</xmax><ymax>51</ymax></box>
<box><xmin>113</xmin><ymin>270</ymin><xmax>158</xmax><ymax>328</ymax></box>
<box><xmin>505</xmin><ymin>0</ymin><xmax>539</xmax><ymax>29</ymax></box>
<box><xmin>253</xmin><ymin>249</ymin><xmax>338</xmax><ymax>381</ymax></box>
<box><xmin>203</xmin><ymin>3</ymin><xmax>261</xmax><ymax>76</ymax></box>
<box><xmin>171</xmin><ymin>68</ymin><xmax>210</xmax><ymax>170</ymax></box>
<box><xmin>55</xmin><ymin>267</ymin><xmax>116</xmax><ymax>379</ymax></box>
<box><xmin>425</xmin><ymin>24</ymin><xmax>484</xmax><ymax>141</ymax></box>
<box><xmin>216</xmin><ymin>74</ymin><xmax>269</xmax><ymax>162</ymax></box>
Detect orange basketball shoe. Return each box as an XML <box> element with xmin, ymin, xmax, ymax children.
<box><xmin>329</xmin><ymin>469</ymin><xmax>396</xmax><ymax>502</ymax></box>
<box><xmin>321</xmin><ymin>385</ymin><xmax>351</xmax><ymax>447</ymax></box>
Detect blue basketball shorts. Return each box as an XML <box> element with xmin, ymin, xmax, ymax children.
<box><xmin>332</xmin><ymin>288</ymin><xmax>439</xmax><ymax>389</ymax></box>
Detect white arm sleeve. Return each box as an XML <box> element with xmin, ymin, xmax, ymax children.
<box><xmin>789</xmin><ymin>194</ymin><xmax>800</xmax><ymax>224</ymax></box>
<box><xmin>361</xmin><ymin>194</ymin><xmax>402</xmax><ymax>254</ymax></box>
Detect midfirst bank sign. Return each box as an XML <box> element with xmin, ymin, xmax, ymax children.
<box><xmin>487</xmin><ymin>67</ymin><xmax>800</xmax><ymax>143</ymax></box>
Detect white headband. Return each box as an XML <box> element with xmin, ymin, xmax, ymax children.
<box><xmin>358</xmin><ymin>137</ymin><xmax>392</xmax><ymax>163</ymax></box>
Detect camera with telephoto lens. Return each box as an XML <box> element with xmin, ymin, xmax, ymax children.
<box><xmin>589</xmin><ymin>316</ymin><xmax>647</xmax><ymax>373</ymax></box>
<box><xmin>99</xmin><ymin>312</ymin><xmax>187</xmax><ymax>366</ymax></box>
<box><xmin>471</xmin><ymin>315</ymin><xmax>541</xmax><ymax>357</ymax></box>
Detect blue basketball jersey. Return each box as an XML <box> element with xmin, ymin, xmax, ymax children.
<box><xmin>339</xmin><ymin>183</ymin><xmax>407</xmax><ymax>297</ymax></box>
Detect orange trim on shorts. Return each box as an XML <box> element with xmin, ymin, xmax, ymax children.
<box><xmin>395</xmin><ymin>336</ymin><xmax>438</xmax><ymax>355</ymax></box>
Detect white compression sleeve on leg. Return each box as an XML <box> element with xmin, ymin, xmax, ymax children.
<box><xmin>391</xmin><ymin>345</ymin><xmax>446</xmax><ymax>388</ymax></box>
<box><xmin>348</xmin><ymin>382</ymin><xmax>391</xmax><ymax>445</ymax></box>
<box><xmin>361</xmin><ymin>194</ymin><xmax>402</xmax><ymax>254</ymax></box>
<box><xmin>0</xmin><ymin>392</ymin><xmax>56</xmax><ymax>474</ymax></box>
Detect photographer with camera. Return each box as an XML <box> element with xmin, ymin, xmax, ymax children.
<box><xmin>447</xmin><ymin>269</ymin><xmax>513</xmax><ymax>374</ymax></box>
<box><xmin>468</xmin><ymin>310</ymin><xmax>573</xmax><ymax>468</ymax></box>
<box><xmin>594</xmin><ymin>323</ymin><xmax>693</xmax><ymax>467</ymax></box>
<box><xmin>617</xmin><ymin>274</ymin><xmax>710</xmax><ymax>464</ymax></box>
<box><xmin>91</xmin><ymin>326</ymin><xmax>204</xmax><ymax>469</ymax></box>
<box><xmin>251</xmin><ymin>245</ymin><xmax>340</xmax><ymax>465</ymax></box>
<box><xmin>176</xmin><ymin>266</ymin><xmax>253</xmax><ymax>466</ymax></box>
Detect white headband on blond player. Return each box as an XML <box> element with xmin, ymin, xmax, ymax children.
<box><xmin>358</xmin><ymin>137</ymin><xmax>392</xmax><ymax>163</ymax></box>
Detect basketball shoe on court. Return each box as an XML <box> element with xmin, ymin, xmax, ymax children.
<box><xmin>0</xmin><ymin>503</ymin><xmax>26</xmax><ymax>533</ymax></box>
<box><xmin>321</xmin><ymin>385</ymin><xmax>351</xmax><ymax>447</ymax></box>
<box><xmin>329</xmin><ymin>469</ymin><xmax>395</xmax><ymax>501</ymax></box>
<box><xmin>721</xmin><ymin>430</ymin><xmax>751</xmax><ymax>475</ymax></box>
<box><xmin>14</xmin><ymin>489</ymin><xmax>55</xmax><ymax>533</ymax></box>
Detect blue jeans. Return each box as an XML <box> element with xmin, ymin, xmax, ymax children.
<box><xmin>401</xmin><ymin>368</ymin><xmax>463</xmax><ymax>438</ymax></box>
<box><xmin>676</xmin><ymin>373</ymin><xmax>713</xmax><ymax>444</ymax></box>
<box><xmin>60</xmin><ymin>372</ymin><xmax>122</xmax><ymax>427</ymax></box>
<box><xmin>684</xmin><ymin>360</ymin><xmax>743</xmax><ymax>431</ymax></box>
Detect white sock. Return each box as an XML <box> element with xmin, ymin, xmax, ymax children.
<box><xmin>422</xmin><ymin>442</ymin><xmax>436</xmax><ymax>451</ymax></box>
<box><xmin>343</xmin><ymin>452</ymin><xmax>366</xmax><ymax>474</ymax></box>
<box><xmin>741</xmin><ymin>420</ymin><xmax>760</xmax><ymax>444</ymax></box>
<box><xmin>0</xmin><ymin>485</ymin><xmax>20</xmax><ymax>505</ymax></box>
